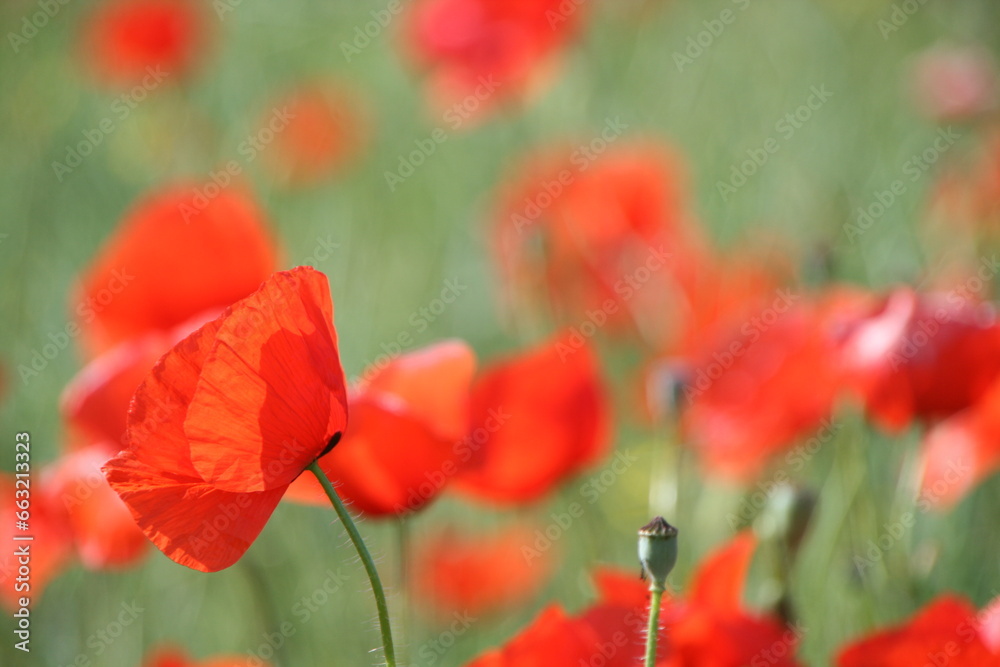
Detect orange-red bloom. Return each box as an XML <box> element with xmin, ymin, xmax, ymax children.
<box><xmin>837</xmin><ymin>595</ymin><xmax>1000</xmax><ymax>667</ymax></box>
<box><xmin>263</xmin><ymin>83</ymin><xmax>367</xmax><ymax>186</ymax></box>
<box><xmin>103</xmin><ymin>267</ymin><xmax>348</xmax><ymax>571</ymax></box>
<box><xmin>411</xmin><ymin>523</ymin><xmax>555</xmax><ymax>618</ymax></box>
<box><xmin>453</xmin><ymin>332</ymin><xmax>610</xmax><ymax>503</ymax></box>
<box><xmin>285</xmin><ymin>340</ymin><xmax>476</xmax><ymax>516</ymax></box>
<box><xmin>81</xmin><ymin>0</ymin><xmax>210</xmax><ymax>87</ymax></box>
<box><xmin>493</xmin><ymin>145</ymin><xmax>699</xmax><ymax>342</ymax></box>
<box><xmin>402</xmin><ymin>0</ymin><xmax>586</xmax><ymax>120</ymax></box>
<box><xmin>45</xmin><ymin>443</ymin><xmax>148</xmax><ymax>569</ymax></box>
<box><xmin>838</xmin><ymin>288</ymin><xmax>1000</xmax><ymax>432</ymax></box>
<box><xmin>75</xmin><ymin>184</ymin><xmax>277</xmax><ymax>357</ymax></box>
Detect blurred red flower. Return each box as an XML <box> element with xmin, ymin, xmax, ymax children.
<box><xmin>75</xmin><ymin>184</ymin><xmax>277</xmax><ymax>357</ymax></box>
<box><xmin>411</xmin><ymin>523</ymin><xmax>555</xmax><ymax>619</ymax></box>
<box><xmin>837</xmin><ymin>595</ymin><xmax>1000</xmax><ymax>667</ymax></box>
<box><xmin>920</xmin><ymin>374</ymin><xmax>1000</xmax><ymax>507</ymax></box>
<box><xmin>285</xmin><ymin>340</ymin><xmax>476</xmax><ymax>516</ymax></box>
<box><xmin>402</xmin><ymin>0</ymin><xmax>587</xmax><ymax>121</ymax></box>
<box><xmin>910</xmin><ymin>45</ymin><xmax>998</xmax><ymax>122</ymax></box>
<box><xmin>493</xmin><ymin>145</ymin><xmax>700</xmax><ymax>343</ymax></box>
<box><xmin>464</xmin><ymin>531</ymin><xmax>802</xmax><ymax>667</ymax></box>
<box><xmin>81</xmin><ymin>0</ymin><xmax>210</xmax><ymax>87</ymax></box>
<box><xmin>143</xmin><ymin>645</ymin><xmax>267</xmax><ymax>667</ymax></box>
<box><xmin>263</xmin><ymin>84</ymin><xmax>368</xmax><ymax>186</ymax></box>
<box><xmin>103</xmin><ymin>267</ymin><xmax>348</xmax><ymax>571</ymax></box>
<box><xmin>838</xmin><ymin>287</ymin><xmax>1000</xmax><ymax>432</ymax></box>
<box><xmin>0</xmin><ymin>473</ymin><xmax>73</xmax><ymax>610</ymax></box>
<box><xmin>44</xmin><ymin>443</ymin><xmax>148</xmax><ymax>569</ymax></box>
<box><xmin>670</xmin><ymin>295</ymin><xmax>845</xmax><ymax>479</ymax></box>
<box><xmin>453</xmin><ymin>332</ymin><xmax>610</xmax><ymax>504</ymax></box>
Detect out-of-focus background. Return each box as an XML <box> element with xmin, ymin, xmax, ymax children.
<box><xmin>3</xmin><ymin>0</ymin><xmax>1000</xmax><ymax>665</ymax></box>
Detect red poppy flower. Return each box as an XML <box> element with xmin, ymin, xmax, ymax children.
<box><xmin>102</xmin><ymin>267</ymin><xmax>348</xmax><ymax>572</ymax></box>
<box><xmin>836</xmin><ymin>595</ymin><xmax>1000</xmax><ymax>667</ymax></box>
<box><xmin>263</xmin><ymin>83</ymin><xmax>367</xmax><ymax>186</ymax></box>
<box><xmin>838</xmin><ymin>287</ymin><xmax>1000</xmax><ymax>432</ymax></box>
<box><xmin>75</xmin><ymin>184</ymin><xmax>277</xmax><ymax>357</ymax></box>
<box><xmin>463</xmin><ymin>532</ymin><xmax>802</xmax><ymax>667</ymax></box>
<box><xmin>411</xmin><ymin>523</ymin><xmax>555</xmax><ymax>618</ymax></box>
<box><xmin>284</xmin><ymin>340</ymin><xmax>476</xmax><ymax>516</ymax></box>
<box><xmin>81</xmin><ymin>0</ymin><xmax>210</xmax><ymax>87</ymax></box>
<box><xmin>45</xmin><ymin>443</ymin><xmax>148</xmax><ymax>569</ymax></box>
<box><xmin>0</xmin><ymin>474</ymin><xmax>73</xmax><ymax>610</ymax></box>
<box><xmin>402</xmin><ymin>0</ymin><xmax>587</xmax><ymax>120</ymax></box>
<box><xmin>453</xmin><ymin>332</ymin><xmax>610</xmax><ymax>503</ymax></box>
<box><xmin>677</xmin><ymin>296</ymin><xmax>844</xmax><ymax>480</ymax></box>
<box><xmin>493</xmin><ymin>145</ymin><xmax>700</xmax><ymax>342</ymax></box>
<box><xmin>143</xmin><ymin>645</ymin><xmax>267</xmax><ymax>667</ymax></box>
<box><xmin>61</xmin><ymin>326</ymin><xmax>194</xmax><ymax>449</ymax></box>
<box><xmin>910</xmin><ymin>45</ymin><xmax>998</xmax><ymax>122</ymax></box>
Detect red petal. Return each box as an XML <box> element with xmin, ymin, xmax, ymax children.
<box><xmin>185</xmin><ymin>267</ymin><xmax>347</xmax><ymax>492</ymax></box>
<box><xmin>75</xmin><ymin>184</ymin><xmax>276</xmax><ymax>356</ymax></box>
<box><xmin>689</xmin><ymin>531</ymin><xmax>757</xmax><ymax>613</ymax></box>
<box><xmin>454</xmin><ymin>333</ymin><xmax>610</xmax><ymax>503</ymax></box>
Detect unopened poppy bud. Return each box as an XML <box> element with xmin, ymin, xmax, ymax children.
<box><xmin>638</xmin><ymin>516</ymin><xmax>678</xmax><ymax>591</ymax></box>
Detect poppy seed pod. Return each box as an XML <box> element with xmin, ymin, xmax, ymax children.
<box><xmin>638</xmin><ymin>516</ymin><xmax>678</xmax><ymax>591</ymax></box>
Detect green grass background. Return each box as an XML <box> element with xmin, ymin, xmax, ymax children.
<box><xmin>2</xmin><ymin>0</ymin><xmax>1000</xmax><ymax>665</ymax></box>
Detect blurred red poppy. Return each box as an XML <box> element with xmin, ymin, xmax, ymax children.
<box><xmin>920</xmin><ymin>372</ymin><xmax>1000</xmax><ymax>507</ymax></box>
<box><xmin>411</xmin><ymin>523</ymin><xmax>555</xmax><ymax>618</ymax></box>
<box><xmin>75</xmin><ymin>184</ymin><xmax>277</xmax><ymax>357</ymax></box>
<box><xmin>103</xmin><ymin>267</ymin><xmax>348</xmax><ymax>571</ymax></box>
<box><xmin>44</xmin><ymin>443</ymin><xmax>148</xmax><ymax>569</ymax></box>
<box><xmin>402</xmin><ymin>0</ymin><xmax>587</xmax><ymax>121</ymax></box>
<box><xmin>493</xmin><ymin>145</ymin><xmax>699</xmax><ymax>343</ymax></box>
<box><xmin>61</xmin><ymin>326</ymin><xmax>192</xmax><ymax>449</ymax></box>
<box><xmin>285</xmin><ymin>340</ymin><xmax>476</xmax><ymax>516</ymax></box>
<box><xmin>464</xmin><ymin>532</ymin><xmax>802</xmax><ymax>667</ymax></box>
<box><xmin>838</xmin><ymin>287</ymin><xmax>1000</xmax><ymax>432</ymax></box>
<box><xmin>81</xmin><ymin>0</ymin><xmax>210</xmax><ymax>87</ymax></box>
<box><xmin>675</xmin><ymin>296</ymin><xmax>844</xmax><ymax>479</ymax></box>
<box><xmin>910</xmin><ymin>45</ymin><xmax>998</xmax><ymax>122</ymax></box>
<box><xmin>0</xmin><ymin>473</ymin><xmax>73</xmax><ymax>610</ymax></box>
<box><xmin>263</xmin><ymin>83</ymin><xmax>367</xmax><ymax>186</ymax></box>
<box><xmin>837</xmin><ymin>595</ymin><xmax>1000</xmax><ymax>667</ymax></box>
<box><xmin>453</xmin><ymin>332</ymin><xmax>610</xmax><ymax>504</ymax></box>
<box><xmin>143</xmin><ymin>645</ymin><xmax>268</xmax><ymax>667</ymax></box>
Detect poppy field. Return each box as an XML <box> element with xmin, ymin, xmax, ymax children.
<box><xmin>4</xmin><ymin>0</ymin><xmax>1000</xmax><ymax>665</ymax></box>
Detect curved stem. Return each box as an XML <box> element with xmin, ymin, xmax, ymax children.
<box><xmin>307</xmin><ymin>461</ymin><xmax>396</xmax><ymax>667</ymax></box>
<box><xmin>644</xmin><ymin>585</ymin><xmax>664</xmax><ymax>667</ymax></box>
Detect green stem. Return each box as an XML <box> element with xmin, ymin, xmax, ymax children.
<box><xmin>307</xmin><ymin>461</ymin><xmax>396</xmax><ymax>667</ymax></box>
<box><xmin>644</xmin><ymin>585</ymin><xmax>664</xmax><ymax>667</ymax></box>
